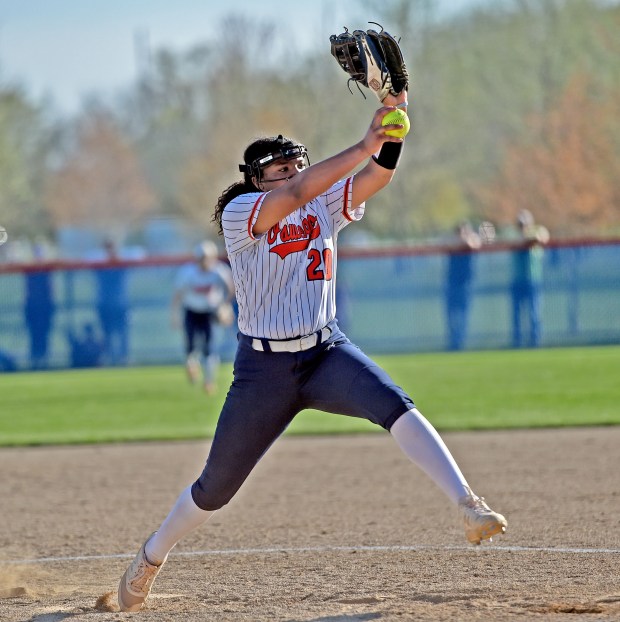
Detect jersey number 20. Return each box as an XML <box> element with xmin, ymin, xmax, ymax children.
<box><xmin>306</xmin><ymin>248</ymin><xmax>333</xmax><ymax>281</ymax></box>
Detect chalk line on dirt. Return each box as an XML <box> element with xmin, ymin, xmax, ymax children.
<box><xmin>4</xmin><ymin>543</ymin><xmax>619</xmax><ymax>566</ymax></box>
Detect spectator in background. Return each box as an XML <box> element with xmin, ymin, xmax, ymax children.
<box><xmin>0</xmin><ymin>348</ymin><xmax>18</xmax><ymax>372</ymax></box>
<box><xmin>95</xmin><ymin>239</ymin><xmax>130</xmax><ymax>365</ymax></box>
<box><xmin>511</xmin><ymin>210</ymin><xmax>550</xmax><ymax>348</ymax></box>
<box><xmin>67</xmin><ymin>322</ymin><xmax>104</xmax><ymax>368</ymax></box>
<box><xmin>444</xmin><ymin>221</ymin><xmax>481</xmax><ymax>351</ymax></box>
<box><xmin>23</xmin><ymin>245</ymin><xmax>56</xmax><ymax>369</ymax></box>
<box><xmin>171</xmin><ymin>240</ymin><xmax>235</xmax><ymax>395</ymax></box>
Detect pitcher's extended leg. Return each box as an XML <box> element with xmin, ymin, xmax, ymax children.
<box><xmin>118</xmin><ymin>486</ymin><xmax>213</xmax><ymax>612</ymax></box>
<box><xmin>390</xmin><ymin>409</ymin><xmax>469</xmax><ymax>503</ymax></box>
<box><xmin>391</xmin><ymin>409</ymin><xmax>507</xmax><ymax>544</ymax></box>
<box><xmin>146</xmin><ymin>486</ymin><xmax>214</xmax><ymax>564</ymax></box>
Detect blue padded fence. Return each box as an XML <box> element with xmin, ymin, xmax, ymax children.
<box><xmin>0</xmin><ymin>240</ymin><xmax>618</xmax><ymax>372</ymax></box>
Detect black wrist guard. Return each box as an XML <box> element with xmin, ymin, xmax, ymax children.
<box><xmin>372</xmin><ymin>141</ymin><xmax>403</xmax><ymax>170</ymax></box>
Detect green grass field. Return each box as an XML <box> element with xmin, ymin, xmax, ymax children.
<box><xmin>1</xmin><ymin>345</ymin><xmax>619</xmax><ymax>446</ymax></box>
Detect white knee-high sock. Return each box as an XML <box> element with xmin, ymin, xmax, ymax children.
<box><xmin>390</xmin><ymin>409</ymin><xmax>470</xmax><ymax>505</ymax></box>
<box><xmin>145</xmin><ymin>485</ymin><xmax>214</xmax><ymax>565</ymax></box>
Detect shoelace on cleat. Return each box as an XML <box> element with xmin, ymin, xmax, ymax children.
<box><xmin>462</xmin><ymin>495</ymin><xmax>493</xmax><ymax>516</ymax></box>
<box><xmin>129</xmin><ymin>558</ymin><xmax>158</xmax><ymax>593</ymax></box>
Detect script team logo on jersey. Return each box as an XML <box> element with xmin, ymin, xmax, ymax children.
<box><xmin>268</xmin><ymin>215</ymin><xmax>320</xmax><ymax>259</ymax></box>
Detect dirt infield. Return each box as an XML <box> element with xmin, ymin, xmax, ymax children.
<box><xmin>1</xmin><ymin>427</ymin><xmax>619</xmax><ymax>621</ymax></box>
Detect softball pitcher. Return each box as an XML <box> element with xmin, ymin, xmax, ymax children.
<box><xmin>118</xmin><ymin>90</ymin><xmax>507</xmax><ymax>612</ymax></box>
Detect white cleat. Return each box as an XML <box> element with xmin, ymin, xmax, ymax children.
<box><xmin>118</xmin><ymin>533</ymin><xmax>167</xmax><ymax>612</ymax></box>
<box><xmin>458</xmin><ymin>489</ymin><xmax>507</xmax><ymax>545</ymax></box>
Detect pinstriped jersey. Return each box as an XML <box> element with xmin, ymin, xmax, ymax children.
<box><xmin>221</xmin><ymin>176</ymin><xmax>364</xmax><ymax>339</ymax></box>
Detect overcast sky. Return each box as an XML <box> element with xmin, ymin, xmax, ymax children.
<box><xmin>0</xmin><ymin>0</ymin><xmax>476</xmax><ymax>114</ymax></box>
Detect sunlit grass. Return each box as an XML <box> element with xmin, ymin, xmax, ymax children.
<box><xmin>1</xmin><ymin>345</ymin><xmax>618</xmax><ymax>446</ymax></box>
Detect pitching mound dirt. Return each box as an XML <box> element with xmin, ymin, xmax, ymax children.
<box><xmin>1</xmin><ymin>427</ymin><xmax>619</xmax><ymax>620</ymax></box>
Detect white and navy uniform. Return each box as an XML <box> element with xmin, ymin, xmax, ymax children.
<box><xmin>224</xmin><ymin>177</ymin><xmax>357</xmax><ymax>339</ymax></box>
<box><xmin>191</xmin><ymin>177</ymin><xmax>415</xmax><ymax>511</ymax></box>
<box><xmin>174</xmin><ymin>261</ymin><xmax>232</xmax><ymax>357</ymax></box>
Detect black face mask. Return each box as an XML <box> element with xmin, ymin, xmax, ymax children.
<box><xmin>238</xmin><ymin>136</ymin><xmax>310</xmax><ymax>182</ymax></box>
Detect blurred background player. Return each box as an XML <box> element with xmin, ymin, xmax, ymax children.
<box><xmin>23</xmin><ymin>244</ymin><xmax>56</xmax><ymax>370</ymax></box>
<box><xmin>511</xmin><ymin>209</ymin><xmax>550</xmax><ymax>348</ymax></box>
<box><xmin>171</xmin><ymin>240</ymin><xmax>235</xmax><ymax>394</ymax></box>
<box><xmin>95</xmin><ymin>239</ymin><xmax>130</xmax><ymax>365</ymax></box>
<box><xmin>444</xmin><ymin>221</ymin><xmax>481</xmax><ymax>351</ymax></box>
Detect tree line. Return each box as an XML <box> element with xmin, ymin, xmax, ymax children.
<box><xmin>1</xmin><ymin>0</ymin><xmax>619</xmax><ymax>250</ymax></box>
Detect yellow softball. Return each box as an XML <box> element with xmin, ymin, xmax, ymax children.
<box><xmin>382</xmin><ymin>108</ymin><xmax>410</xmax><ymax>138</ymax></box>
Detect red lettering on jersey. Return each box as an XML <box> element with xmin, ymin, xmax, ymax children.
<box><xmin>281</xmin><ymin>225</ymin><xmax>292</xmax><ymax>242</ymax></box>
<box><xmin>279</xmin><ymin>223</ymin><xmax>307</xmax><ymax>242</ymax></box>
<box><xmin>269</xmin><ymin>215</ymin><xmax>320</xmax><ymax>259</ymax></box>
<box><xmin>267</xmin><ymin>224</ymin><xmax>281</xmax><ymax>245</ymax></box>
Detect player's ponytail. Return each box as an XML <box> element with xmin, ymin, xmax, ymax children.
<box><xmin>212</xmin><ymin>179</ymin><xmax>258</xmax><ymax>236</ymax></box>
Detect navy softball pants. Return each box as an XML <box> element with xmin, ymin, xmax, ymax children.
<box><xmin>191</xmin><ymin>321</ymin><xmax>415</xmax><ymax>511</ymax></box>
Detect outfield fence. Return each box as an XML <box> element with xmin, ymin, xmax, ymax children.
<box><xmin>0</xmin><ymin>238</ymin><xmax>619</xmax><ymax>371</ymax></box>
